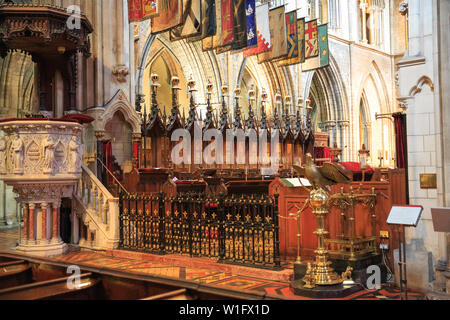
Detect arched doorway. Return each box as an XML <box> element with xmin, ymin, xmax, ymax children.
<box><xmin>102</xmin><ymin>111</ymin><xmax>133</xmax><ymax>190</ymax></box>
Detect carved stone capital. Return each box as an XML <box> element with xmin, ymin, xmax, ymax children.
<box><xmin>112</xmin><ymin>64</ymin><xmax>129</xmax><ymax>83</ymax></box>
<box><xmin>337</xmin><ymin>120</ymin><xmax>350</xmax><ymax>129</ymax></box>
<box><xmin>397</xmin><ymin>96</ymin><xmax>411</xmax><ymax>111</ymax></box>
<box><xmin>95</xmin><ymin>131</ymin><xmax>106</xmax><ymax>141</ymax></box>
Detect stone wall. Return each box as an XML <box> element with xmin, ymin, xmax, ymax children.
<box><xmin>395</xmin><ymin>0</ymin><xmax>449</xmax><ymax>290</ymax></box>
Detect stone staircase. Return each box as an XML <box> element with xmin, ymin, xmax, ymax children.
<box><xmin>72</xmin><ymin>164</ymin><xmax>120</xmax><ymax>251</ymax></box>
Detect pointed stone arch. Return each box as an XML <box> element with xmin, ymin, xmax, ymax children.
<box><xmin>409</xmin><ymin>75</ymin><xmax>434</xmax><ymax>96</ymax></box>
<box><xmin>95</xmin><ymin>90</ymin><xmax>141</xmax><ymax>134</ymax></box>
<box><xmin>303</xmin><ymin>53</ymin><xmax>350</xmax><ymax>158</ymax></box>
<box><xmin>136</xmin><ymin>33</ymin><xmax>223</xmax><ymax>116</ymax></box>
<box><xmin>355</xmin><ymin>60</ymin><xmax>395</xmax><ymax>165</ymax></box>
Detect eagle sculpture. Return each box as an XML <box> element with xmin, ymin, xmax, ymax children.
<box><xmin>293</xmin><ymin>153</ymin><xmax>351</xmax><ymax>190</ymax></box>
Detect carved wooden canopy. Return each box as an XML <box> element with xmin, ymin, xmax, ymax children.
<box><xmin>0</xmin><ymin>3</ymin><xmax>93</xmax><ymax>58</ymax></box>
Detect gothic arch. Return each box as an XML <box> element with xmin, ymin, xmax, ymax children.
<box><xmin>136</xmin><ymin>33</ymin><xmax>223</xmax><ymax>112</ymax></box>
<box><xmin>356</xmin><ymin>60</ymin><xmax>391</xmax><ymax>116</ymax></box>
<box><xmin>303</xmin><ymin>53</ymin><xmax>349</xmax><ymax>152</ymax></box>
<box><xmin>98</xmin><ymin>90</ymin><xmax>141</xmax><ymax>134</ymax></box>
<box><xmin>355</xmin><ymin>60</ymin><xmax>395</xmax><ymax>165</ymax></box>
<box><xmin>409</xmin><ymin>75</ymin><xmax>435</xmax><ymax>96</ymax></box>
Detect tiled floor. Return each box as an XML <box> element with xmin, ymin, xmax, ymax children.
<box><xmin>0</xmin><ymin>229</ymin><xmax>425</xmax><ymax>300</ymax></box>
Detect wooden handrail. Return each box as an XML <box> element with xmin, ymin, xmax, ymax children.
<box><xmin>95</xmin><ymin>157</ymin><xmax>129</xmax><ymax>195</ymax></box>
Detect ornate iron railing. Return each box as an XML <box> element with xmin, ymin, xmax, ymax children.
<box><xmin>118</xmin><ymin>192</ymin><xmax>281</xmax><ymax>270</ymax></box>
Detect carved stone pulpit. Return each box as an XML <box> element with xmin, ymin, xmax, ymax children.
<box><xmin>0</xmin><ymin>119</ymin><xmax>83</xmax><ymax>256</ymax></box>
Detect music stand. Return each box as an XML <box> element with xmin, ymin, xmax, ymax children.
<box><xmin>431</xmin><ymin>208</ymin><xmax>450</xmax><ymax>285</ymax></box>
<box><xmin>387</xmin><ymin>205</ymin><xmax>424</xmax><ymax>300</ymax></box>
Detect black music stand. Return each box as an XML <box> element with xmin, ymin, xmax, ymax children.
<box><xmin>431</xmin><ymin>208</ymin><xmax>450</xmax><ymax>289</ymax></box>
<box><xmin>387</xmin><ymin>205</ymin><xmax>424</xmax><ymax>300</ymax></box>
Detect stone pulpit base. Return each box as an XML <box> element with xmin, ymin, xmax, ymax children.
<box><xmin>0</xmin><ymin>120</ymin><xmax>83</xmax><ymax>257</ymax></box>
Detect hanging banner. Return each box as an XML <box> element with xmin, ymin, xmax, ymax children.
<box><xmin>220</xmin><ymin>0</ymin><xmax>234</xmax><ymax>47</ymax></box>
<box><xmin>151</xmin><ymin>0</ymin><xmax>183</xmax><ymax>34</ymax></box>
<box><xmin>319</xmin><ymin>24</ymin><xmax>329</xmax><ymax>67</ymax></box>
<box><xmin>212</xmin><ymin>0</ymin><xmax>223</xmax><ymax>48</ymax></box>
<box><xmin>245</xmin><ymin>0</ymin><xmax>257</xmax><ymax>49</ymax></box>
<box><xmin>231</xmin><ymin>0</ymin><xmax>248</xmax><ymax>51</ymax></box>
<box><xmin>243</xmin><ymin>3</ymin><xmax>271</xmax><ymax>58</ymax></box>
<box><xmin>216</xmin><ymin>44</ymin><xmax>232</xmax><ymax>54</ymax></box>
<box><xmin>257</xmin><ymin>5</ymin><xmax>286</xmax><ymax>63</ymax></box>
<box><xmin>305</xmin><ymin>19</ymin><xmax>319</xmax><ymax>59</ymax></box>
<box><xmin>278</xmin><ymin>17</ymin><xmax>305</xmax><ymax>66</ymax></box>
<box><xmin>142</xmin><ymin>0</ymin><xmax>159</xmax><ymax>19</ymax></box>
<box><xmin>170</xmin><ymin>0</ymin><xmax>202</xmax><ymax>41</ymax></box>
<box><xmin>277</xmin><ymin>10</ymin><xmax>299</xmax><ymax>66</ymax></box>
<box><xmin>128</xmin><ymin>0</ymin><xmax>144</xmax><ymax>21</ymax></box>
<box><xmin>302</xmin><ymin>23</ymin><xmax>329</xmax><ymax>71</ymax></box>
<box><xmin>298</xmin><ymin>18</ymin><xmax>306</xmax><ymax>63</ymax></box>
<box><xmin>201</xmin><ymin>0</ymin><xmax>217</xmax><ymax>51</ymax></box>
<box><xmin>128</xmin><ymin>0</ymin><xmax>159</xmax><ymax>21</ymax></box>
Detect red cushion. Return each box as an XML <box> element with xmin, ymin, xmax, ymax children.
<box><xmin>340</xmin><ymin>162</ymin><xmax>374</xmax><ymax>173</ymax></box>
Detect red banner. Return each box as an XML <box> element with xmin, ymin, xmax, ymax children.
<box><xmin>128</xmin><ymin>0</ymin><xmax>143</xmax><ymax>21</ymax></box>
<box><xmin>128</xmin><ymin>0</ymin><xmax>159</xmax><ymax>22</ymax></box>
<box><xmin>220</xmin><ymin>0</ymin><xmax>234</xmax><ymax>46</ymax></box>
<box><xmin>142</xmin><ymin>0</ymin><xmax>158</xmax><ymax>19</ymax></box>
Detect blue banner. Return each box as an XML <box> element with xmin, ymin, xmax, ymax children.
<box><xmin>246</xmin><ymin>0</ymin><xmax>257</xmax><ymax>48</ymax></box>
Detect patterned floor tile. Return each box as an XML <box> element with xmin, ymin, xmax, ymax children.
<box><xmin>0</xmin><ymin>229</ymin><xmax>426</xmax><ymax>300</ymax></box>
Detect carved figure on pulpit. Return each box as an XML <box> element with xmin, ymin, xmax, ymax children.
<box><xmin>68</xmin><ymin>136</ymin><xmax>81</xmax><ymax>174</ymax></box>
<box><xmin>11</xmin><ymin>133</ymin><xmax>24</xmax><ymax>174</ymax></box>
<box><xmin>0</xmin><ymin>136</ymin><xmax>6</xmax><ymax>174</ymax></box>
<box><xmin>43</xmin><ymin>135</ymin><xmax>56</xmax><ymax>174</ymax></box>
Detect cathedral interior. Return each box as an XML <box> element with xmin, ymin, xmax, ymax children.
<box><xmin>0</xmin><ymin>0</ymin><xmax>449</xmax><ymax>303</ymax></box>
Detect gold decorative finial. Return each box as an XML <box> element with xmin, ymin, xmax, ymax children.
<box><xmin>206</xmin><ymin>79</ymin><xmax>213</xmax><ymax>94</ymax></box>
<box><xmin>221</xmin><ymin>85</ymin><xmax>229</xmax><ymax>96</ymax></box>
<box><xmin>151</xmin><ymin>73</ymin><xmax>161</xmax><ymax>88</ymax></box>
<box><xmin>305</xmin><ymin>98</ymin><xmax>312</xmax><ymax>110</ymax></box>
<box><xmin>171</xmin><ymin>76</ymin><xmax>181</xmax><ymax>90</ymax></box>
<box><xmin>298</xmin><ymin>96</ymin><xmax>304</xmax><ymax>109</ymax></box>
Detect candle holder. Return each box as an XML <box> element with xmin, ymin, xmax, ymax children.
<box><xmin>358</xmin><ymin>144</ymin><xmax>370</xmax><ymax>182</ymax></box>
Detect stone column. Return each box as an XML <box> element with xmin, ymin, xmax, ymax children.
<box><xmin>72</xmin><ymin>210</ymin><xmax>79</xmax><ymax>245</ymax></box>
<box><xmin>41</xmin><ymin>202</ymin><xmax>48</xmax><ymax>244</ymax></box>
<box><xmin>338</xmin><ymin>121</ymin><xmax>350</xmax><ymax>162</ymax></box>
<box><xmin>28</xmin><ymin>203</ymin><xmax>36</xmax><ymax>244</ymax></box>
<box><xmin>95</xmin><ymin>131</ymin><xmax>105</xmax><ymax>180</ymax></box>
<box><xmin>368</xmin><ymin>6</ymin><xmax>375</xmax><ymax>45</ymax></box>
<box><xmin>51</xmin><ymin>201</ymin><xmax>61</xmax><ymax>244</ymax></box>
<box><xmin>0</xmin><ymin>181</ymin><xmax>6</xmax><ymax>226</ymax></box>
<box><xmin>360</xmin><ymin>0</ymin><xmax>369</xmax><ymax>44</ymax></box>
<box><xmin>22</xmin><ymin>203</ymin><xmax>29</xmax><ymax>245</ymax></box>
<box><xmin>324</xmin><ymin>121</ymin><xmax>337</xmax><ymax>146</ymax></box>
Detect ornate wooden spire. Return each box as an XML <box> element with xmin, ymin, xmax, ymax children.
<box><xmin>203</xmin><ymin>79</ymin><xmax>215</xmax><ymax>132</ymax></box>
<box><xmin>219</xmin><ymin>85</ymin><xmax>230</xmax><ymax>132</ymax></box>
<box><xmin>167</xmin><ymin>76</ymin><xmax>182</xmax><ymax>132</ymax></box>
<box><xmin>246</xmin><ymin>85</ymin><xmax>256</xmax><ymax>131</ymax></box>
<box><xmin>184</xmin><ymin>76</ymin><xmax>198</xmax><ymax>131</ymax></box>
<box><xmin>272</xmin><ymin>92</ymin><xmax>282</xmax><ymax>131</ymax></box>
<box><xmin>294</xmin><ymin>97</ymin><xmax>304</xmax><ymax>140</ymax></box>
<box><xmin>282</xmin><ymin>96</ymin><xmax>292</xmax><ymax>139</ymax></box>
<box><xmin>233</xmin><ymin>87</ymin><xmax>243</xmax><ymax>130</ymax></box>
<box><xmin>147</xmin><ymin>73</ymin><xmax>165</xmax><ymax>133</ymax></box>
<box><xmin>260</xmin><ymin>88</ymin><xmax>269</xmax><ymax>131</ymax></box>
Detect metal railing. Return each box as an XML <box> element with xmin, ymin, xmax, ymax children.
<box><xmin>118</xmin><ymin>192</ymin><xmax>281</xmax><ymax>270</ymax></box>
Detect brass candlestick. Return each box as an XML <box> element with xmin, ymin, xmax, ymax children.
<box><xmin>302</xmin><ymin>188</ymin><xmax>344</xmax><ymax>288</ymax></box>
